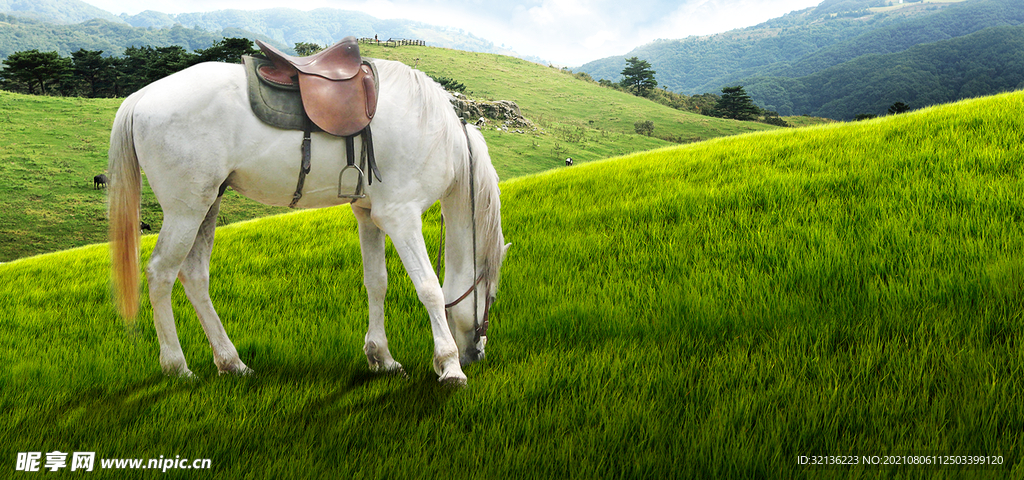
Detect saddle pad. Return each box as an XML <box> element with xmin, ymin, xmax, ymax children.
<box><xmin>243</xmin><ymin>55</ymin><xmax>310</xmax><ymax>132</ymax></box>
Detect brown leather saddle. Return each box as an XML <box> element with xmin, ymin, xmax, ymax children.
<box><xmin>256</xmin><ymin>37</ymin><xmax>377</xmax><ymax>137</ymax></box>
<box><xmin>252</xmin><ymin>37</ymin><xmax>382</xmax><ymax>207</ymax></box>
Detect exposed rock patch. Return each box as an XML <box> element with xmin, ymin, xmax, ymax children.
<box><xmin>451</xmin><ymin>94</ymin><xmax>535</xmax><ymax>132</ymax></box>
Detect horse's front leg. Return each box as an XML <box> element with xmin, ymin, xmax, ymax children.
<box><xmin>372</xmin><ymin>206</ymin><xmax>466</xmax><ymax>385</ymax></box>
<box><xmin>353</xmin><ymin>205</ymin><xmax>404</xmax><ymax>375</ymax></box>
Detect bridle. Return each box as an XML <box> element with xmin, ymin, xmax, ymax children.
<box><xmin>433</xmin><ymin>120</ymin><xmax>493</xmax><ymax>345</ymax></box>
<box><xmin>444</xmin><ymin>271</ymin><xmax>491</xmax><ymax>342</ymax></box>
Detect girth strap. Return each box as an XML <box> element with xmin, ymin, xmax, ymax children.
<box><xmin>288</xmin><ymin>117</ymin><xmax>315</xmax><ymax>208</ymax></box>
<box><xmin>364</xmin><ymin>126</ymin><xmax>381</xmax><ymax>183</ymax></box>
<box><xmin>290</xmin><ymin>123</ymin><xmax>381</xmax><ymax>208</ymax></box>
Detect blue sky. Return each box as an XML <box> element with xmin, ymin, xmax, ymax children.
<box><xmin>82</xmin><ymin>0</ymin><xmax>823</xmax><ymax>65</ymax></box>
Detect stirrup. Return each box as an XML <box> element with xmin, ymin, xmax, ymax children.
<box><xmin>338</xmin><ymin>164</ymin><xmax>366</xmax><ymax>199</ymax></box>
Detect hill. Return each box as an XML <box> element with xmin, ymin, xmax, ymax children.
<box><xmin>1</xmin><ymin>90</ymin><xmax>1022</xmax><ymax>477</ymax></box>
<box><xmin>0</xmin><ymin>44</ymin><xmax>777</xmax><ymax>262</ymax></box>
<box><xmin>578</xmin><ymin>0</ymin><xmax>1024</xmax><ymax>118</ymax></box>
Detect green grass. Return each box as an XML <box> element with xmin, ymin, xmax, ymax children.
<box><xmin>0</xmin><ymin>45</ymin><xmax>779</xmax><ymax>263</ymax></box>
<box><xmin>1</xmin><ymin>89</ymin><xmax>1022</xmax><ymax>478</ymax></box>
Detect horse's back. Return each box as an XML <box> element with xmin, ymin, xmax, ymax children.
<box><xmin>125</xmin><ymin>58</ymin><xmax>466</xmax><ymax>211</ymax></box>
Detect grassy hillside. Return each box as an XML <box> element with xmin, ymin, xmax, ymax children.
<box><xmin>1</xmin><ymin>90</ymin><xmax>1022</xmax><ymax>478</ymax></box>
<box><xmin>0</xmin><ymin>46</ymin><xmax>777</xmax><ymax>262</ymax></box>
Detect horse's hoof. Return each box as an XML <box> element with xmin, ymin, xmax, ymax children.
<box><xmin>162</xmin><ymin>363</ymin><xmax>194</xmax><ymax>378</ymax></box>
<box><xmin>439</xmin><ymin>374</ymin><xmax>467</xmax><ymax>387</ymax></box>
<box><xmin>168</xmin><ymin>369</ymin><xmax>196</xmax><ymax>381</ymax></box>
<box><xmin>218</xmin><ymin>363</ymin><xmax>254</xmax><ymax>376</ymax></box>
<box><xmin>369</xmin><ymin>359</ymin><xmax>406</xmax><ymax>377</ymax></box>
<box><xmin>387</xmin><ymin>365</ymin><xmax>408</xmax><ymax>379</ymax></box>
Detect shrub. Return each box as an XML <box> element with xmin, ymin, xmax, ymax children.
<box><xmin>429</xmin><ymin>75</ymin><xmax>466</xmax><ymax>93</ymax></box>
<box><xmin>634</xmin><ymin>120</ymin><xmax>655</xmax><ymax>137</ymax></box>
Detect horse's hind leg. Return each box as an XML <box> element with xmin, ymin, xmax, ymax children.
<box><xmin>147</xmin><ymin>209</ymin><xmax>209</xmax><ymax>377</ymax></box>
<box><xmin>177</xmin><ymin>197</ymin><xmax>251</xmax><ymax>375</ymax></box>
<box><xmin>353</xmin><ymin>205</ymin><xmax>404</xmax><ymax>374</ymax></box>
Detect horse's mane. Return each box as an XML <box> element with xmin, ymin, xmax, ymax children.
<box><xmin>374</xmin><ymin>60</ymin><xmax>463</xmax><ymax>166</ymax></box>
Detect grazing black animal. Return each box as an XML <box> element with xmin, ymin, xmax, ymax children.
<box><xmin>140</xmin><ymin>221</ymin><xmax>151</xmax><ymax>232</ymax></box>
<box><xmin>93</xmin><ymin>174</ymin><xmax>108</xmax><ymax>189</ymax></box>
<box><xmin>565</xmin><ymin>157</ymin><xmax>574</xmax><ymax>166</ymax></box>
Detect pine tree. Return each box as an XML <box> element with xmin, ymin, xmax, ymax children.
<box><xmin>620</xmin><ymin>57</ymin><xmax>657</xmax><ymax>97</ymax></box>
<box><xmin>0</xmin><ymin>50</ymin><xmax>71</xmax><ymax>95</ymax></box>
<box><xmin>195</xmin><ymin>38</ymin><xmax>260</xmax><ymax>64</ymax></box>
<box><xmin>887</xmin><ymin>102</ymin><xmax>910</xmax><ymax>115</ymax></box>
<box><xmin>712</xmin><ymin>86</ymin><xmax>761</xmax><ymax>121</ymax></box>
<box><xmin>294</xmin><ymin>42</ymin><xmax>324</xmax><ymax>56</ymax></box>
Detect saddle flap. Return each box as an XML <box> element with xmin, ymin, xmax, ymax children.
<box><xmin>297</xmin><ymin>70</ymin><xmax>375</xmax><ymax>137</ymax></box>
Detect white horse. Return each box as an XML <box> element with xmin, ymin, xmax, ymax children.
<box><xmin>109</xmin><ymin>59</ymin><xmax>509</xmax><ymax>385</ymax></box>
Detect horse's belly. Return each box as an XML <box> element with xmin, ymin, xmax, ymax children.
<box><xmin>229</xmin><ymin>136</ymin><xmax>367</xmax><ymax>209</ymax></box>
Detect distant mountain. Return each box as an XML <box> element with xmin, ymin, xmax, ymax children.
<box><xmin>0</xmin><ymin>0</ymin><xmax>521</xmax><ymax>59</ymax></box>
<box><xmin>0</xmin><ymin>0</ymin><xmax>122</xmax><ymax>24</ymax></box>
<box><xmin>578</xmin><ymin>0</ymin><xmax>1024</xmax><ymax>119</ymax></box>
<box><xmin>748</xmin><ymin>23</ymin><xmax>1024</xmax><ymax>119</ymax></box>
<box><xmin>577</xmin><ymin>0</ymin><xmax>913</xmax><ymax>94</ymax></box>
<box><xmin>0</xmin><ymin>14</ymin><xmax>275</xmax><ymax>58</ymax></box>
<box><xmin>117</xmin><ymin>7</ymin><xmax>513</xmax><ymax>57</ymax></box>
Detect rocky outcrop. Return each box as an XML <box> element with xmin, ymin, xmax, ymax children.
<box><xmin>451</xmin><ymin>95</ymin><xmax>534</xmax><ymax>132</ymax></box>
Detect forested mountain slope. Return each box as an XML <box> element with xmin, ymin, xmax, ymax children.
<box><xmin>579</xmin><ymin>0</ymin><xmax>1024</xmax><ymax>119</ymax></box>
<box><xmin>748</xmin><ymin>23</ymin><xmax>1024</xmax><ymax>119</ymax></box>
<box><xmin>0</xmin><ymin>14</ymin><xmax>269</xmax><ymax>58</ymax></box>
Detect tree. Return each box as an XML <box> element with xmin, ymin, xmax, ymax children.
<box><xmin>71</xmin><ymin>49</ymin><xmax>114</xmax><ymax>97</ymax></box>
<box><xmin>712</xmin><ymin>86</ymin><xmax>761</xmax><ymax>121</ymax></box>
<box><xmin>620</xmin><ymin>57</ymin><xmax>657</xmax><ymax>97</ymax></box>
<box><xmin>294</xmin><ymin>42</ymin><xmax>324</xmax><ymax>56</ymax></box>
<box><xmin>150</xmin><ymin>46</ymin><xmax>198</xmax><ymax>79</ymax></box>
<box><xmin>0</xmin><ymin>50</ymin><xmax>71</xmax><ymax>95</ymax></box>
<box><xmin>195</xmin><ymin>38</ymin><xmax>260</xmax><ymax>64</ymax></box>
<box><xmin>887</xmin><ymin>102</ymin><xmax>910</xmax><ymax>115</ymax></box>
<box><xmin>119</xmin><ymin>46</ymin><xmax>199</xmax><ymax>95</ymax></box>
<box><xmin>429</xmin><ymin>75</ymin><xmax>466</xmax><ymax>93</ymax></box>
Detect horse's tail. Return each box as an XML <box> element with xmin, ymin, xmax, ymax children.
<box><xmin>109</xmin><ymin>92</ymin><xmax>145</xmax><ymax>322</ymax></box>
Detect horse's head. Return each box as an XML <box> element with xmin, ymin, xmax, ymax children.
<box><xmin>448</xmin><ymin>242</ymin><xmax>510</xmax><ymax>366</ymax></box>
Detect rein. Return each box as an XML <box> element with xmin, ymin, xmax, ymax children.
<box><xmin>434</xmin><ymin>121</ymin><xmax>490</xmax><ymax>343</ymax></box>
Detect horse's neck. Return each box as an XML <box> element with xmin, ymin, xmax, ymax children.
<box><xmin>440</xmin><ymin>190</ymin><xmax>478</xmax><ymax>284</ymax></box>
